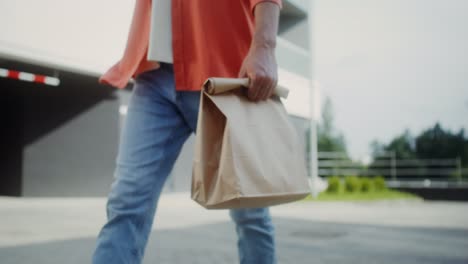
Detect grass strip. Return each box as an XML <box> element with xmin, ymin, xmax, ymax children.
<box><xmin>304</xmin><ymin>189</ymin><xmax>421</xmax><ymax>202</ymax></box>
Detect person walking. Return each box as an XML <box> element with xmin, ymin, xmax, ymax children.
<box><xmin>92</xmin><ymin>0</ymin><xmax>282</xmax><ymax>263</ymax></box>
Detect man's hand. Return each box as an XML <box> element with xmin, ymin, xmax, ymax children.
<box><xmin>238</xmin><ymin>44</ymin><xmax>278</xmax><ymax>101</ymax></box>
<box><xmin>238</xmin><ymin>2</ymin><xmax>280</xmax><ymax>102</ymax></box>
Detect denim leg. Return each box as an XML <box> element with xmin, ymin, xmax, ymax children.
<box><xmin>176</xmin><ymin>90</ymin><xmax>201</xmax><ymax>132</ymax></box>
<box><xmin>92</xmin><ymin>67</ymin><xmax>191</xmax><ymax>264</ymax></box>
<box><xmin>230</xmin><ymin>208</ymin><xmax>277</xmax><ymax>264</ymax></box>
<box><xmin>176</xmin><ymin>87</ymin><xmax>277</xmax><ymax>264</ymax></box>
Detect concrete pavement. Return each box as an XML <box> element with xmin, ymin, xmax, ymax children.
<box><xmin>1</xmin><ymin>193</ymin><xmax>467</xmax><ymax>263</ymax></box>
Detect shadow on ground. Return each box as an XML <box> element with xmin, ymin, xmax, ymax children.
<box><xmin>1</xmin><ymin>218</ymin><xmax>468</xmax><ymax>264</ymax></box>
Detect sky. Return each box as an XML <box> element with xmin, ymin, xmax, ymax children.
<box><xmin>0</xmin><ymin>0</ymin><xmax>132</xmax><ymax>73</ymax></box>
<box><xmin>311</xmin><ymin>0</ymin><xmax>468</xmax><ymax>159</ymax></box>
<box><xmin>1</xmin><ymin>0</ymin><xmax>467</xmax><ymax>160</ymax></box>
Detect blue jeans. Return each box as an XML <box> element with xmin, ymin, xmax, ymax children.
<box><xmin>92</xmin><ymin>63</ymin><xmax>276</xmax><ymax>264</ymax></box>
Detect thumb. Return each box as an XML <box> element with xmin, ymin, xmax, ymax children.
<box><xmin>238</xmin><ymin>65</ymin><xmax>247</xmax><ymax>78</ymax></box>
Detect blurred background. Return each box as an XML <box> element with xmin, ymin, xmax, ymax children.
<box><xmin>1</xmin><ymin>0</ymin><xmax>467</xmax><ymax>263</ymax></box>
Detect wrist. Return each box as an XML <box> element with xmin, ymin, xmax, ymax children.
<box><xmin>251</xmin><ymin>38</ymin><xmax>277</xmax><ymax>50</ymax></box>
<box><xmin>250</xmin><ymin>40</ymin><xmax>276</xmax><ymax>50</ymax></box>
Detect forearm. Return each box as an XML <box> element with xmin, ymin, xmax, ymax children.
<box><xmin>251</xmin><ymin>2</ymin><xmax>280</xmax><ymax>49</ymax></box>
<box><xmin>238</xmin><ymin>1</ymin><xmax>281</xmax><ymax>101</ymax></box>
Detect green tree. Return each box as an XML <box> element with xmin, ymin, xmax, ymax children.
<box><xmin>306</xmin><ymin>97</ymin><xmax>347</xmax><ymax>154</ymax></box>
<box><xmin>370</xmin><ymin>123</ymin><xmax>468</xmax><ymax>179</ymax></box>
<box><xmin>415</xmin><ymin>123</ymin><xmax>468</xmax><ymax>166</ymax></box>
<box><xmin>371</xmin><ymin>130</ymin><xmax>416</xmax><ymax>159</ymax></box>
<box><xmin>305</xmin><ymin>97</ymin><xmax>349</xmax><ymax>176</ymax></box>
<box><xmin>316</xmin><ymin>97</ymin><xmax>347</xmax><ymax>153</ymax></box>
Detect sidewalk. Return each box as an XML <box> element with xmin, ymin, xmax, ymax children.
<box><xmin>1</xmin><ymin>193</ymin><xmax>468</xmax><ymax>263</ymax></box>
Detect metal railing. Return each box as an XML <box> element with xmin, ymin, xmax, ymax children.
<box><xmin>313</xmin><ymin>152</ymin><xmax>467</xmax><ymax>184</ymax></box>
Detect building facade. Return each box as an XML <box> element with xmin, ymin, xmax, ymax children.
<box><xmin>0</xmin><ymin>0</ymin><xmax>311</xmax><ymax>196</ymax></box>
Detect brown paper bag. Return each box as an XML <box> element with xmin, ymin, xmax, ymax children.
<box><xmin>191</xmin><ymin>77</ymin><xmax>310</xmax><ymax>209</ymax></box>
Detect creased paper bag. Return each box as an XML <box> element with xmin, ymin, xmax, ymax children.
<box><xmin>191</xmin><ymin>77</ymin><xmax>310</xmax><ymax>209</ymax></box>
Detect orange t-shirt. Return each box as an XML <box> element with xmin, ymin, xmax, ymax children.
<box><xmin>98</xmin><ymin>0</ymin><xmax>282</xmax><ymax>91</ymax></box>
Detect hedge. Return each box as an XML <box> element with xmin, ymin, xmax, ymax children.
<box><xmin>344</xmin><ymin>176</ymin><xmax>362</xmax><ymax>192</ymax></box>
<box><xmin>325</xmin><ymin>175</ymin><xmax>387</xmax><ymax>193</ymax></box>
<box><xmin>373</xmin><ymin>176</ymin><xmax>386</xmax><ymax>191</ymax></box>
<box><xmin>327</xmin><ymin>176</ymin><xmax>342</xmax><ymax>193</ymax></box>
